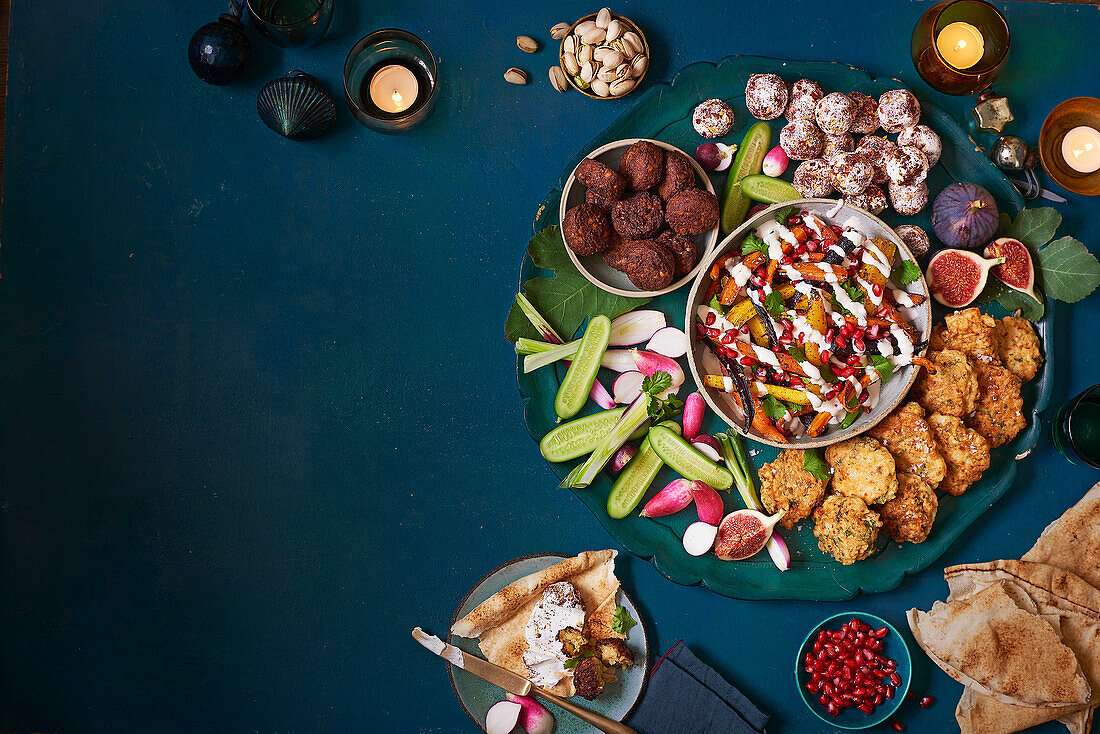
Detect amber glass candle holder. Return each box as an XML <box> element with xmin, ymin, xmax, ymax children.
<box><xmin>343</xmin><ymin>29</ymin><xmax>439</xmax><ymax>134</ymax></box>
<box><xmin>911</xmin><ymin>0</ymin><xmax>1009</xmax><ymax>96</ymax></box>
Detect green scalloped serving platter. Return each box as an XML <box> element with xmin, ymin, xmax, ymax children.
<box><xmin>517</xmin><ymin>55</ymin><xmax>1053</xmax><ymax>601</ymax></box>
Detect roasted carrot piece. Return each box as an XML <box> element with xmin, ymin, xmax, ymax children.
<box><xmin>764</xmin><ymin>259</ymin><xmax>779</xmax><ymax>285</ymax></box>
<box><xmin>718</xmin><ymin>277</ymin><xmax>742</xmax><ymax>306</ymax></box>
<box><xmin>807</xmin><ymin>410</ymin><xmax>831</xmax><ymax>437</ymax></box>
<box><xmin>709</xmin><ymin>252</ymin><xmax>737</xmax><ymax>280</ymax></box>
<box><xmin>912</xmin><ymin>356</ymin><xmax>937</xmax><ymax>372</ymax></box>
<box><xmin>789</xmin><ymin>223</ymin><xmax>810</xmax><ymax>243</ymax></box>
<box><xmin>705</xmin><ymin>277</ymin><xmax>722</xmax><ymax>299</ymax></box>
<box><xmin>742</xmin><ymin>251</ymin><xmax>766</xmax><ymax>270</ymax></box>
<box><xmin>730</xmin><ymin>389</ymin><xmax>788</xmax><ymax>444</ymax></box>
<box><xmin>764</xmin><ymin>384</ymin><xmax>811</xmax><ymax>406</ymax></box>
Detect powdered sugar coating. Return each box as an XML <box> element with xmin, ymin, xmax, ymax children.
<box><xmin>897</xmin><ymin>124</ymin><xmax>942</xmax><ymax>167</ymax></box>
<box><xmin>793</xmin><ymin>159</ymin><xmax>835</xmax><ymax>198</ymax></box>
<box><xmin>829</xmin><ymin>152</ymin><xmax>874</xmax><ymax>195</ymax></box>
<box><xmin>745</xmin><ymin>74</ymin><xmax>788</xmax><ymax>120</ymax></box>
<box><xmin>878</xmin><ymin>89</ymin><xmax>921</xmax><ymax>134</ymax></box>
<box><xmin>894</xmin><ymin>224</ymin><xmax>930</xmax><ymax>258</ymax></box>
<box><xmin>791</xmin><ymin>79</ymin><xmax>824</xmax><ymax>99</ymax></box>
<box><xmin>821</xmin><ymin>133</ymin><xmax>855</xmax><ymax>161</ymax></box>
<box><xmin>785</xmin><ymin>93</ymin><xmax>818</xmax><ymax>122</ymax></box>
<box><xmin>815</xmin><ymin>92</ymin><xmax>856</xmax><ymax>136</ymax></box>
<box><xmin>855</xmin><ymin>135</ymin><xmax>896</xmax><ymax>184</ymax></box>
<box><xmin>848</xmin><ymin>92</ymin><xmax>880</xmax><ymax>135</ymax></box>
<box><xmin>780</xmin><ymin>120</ymin><xmax>825</xmax><ymax>161</ymax></box>
<box><xmin>888</xmin><ymin>180</ymin><xmax>929</xmax><ymax>215</ymax></box>
<box><xmin>692</xmin><ymin>98</ymin><xmax>735</xmax><ymax>139</ymax></box>
<box><xmin>885</xmin><ymin>145</ymin><xmax>930</xmax><ymax>184</ymax></box>
<box><xmin>845</xmin><ymin>185</ymin><xmax>888</xmax><ymax>215</ymax></box>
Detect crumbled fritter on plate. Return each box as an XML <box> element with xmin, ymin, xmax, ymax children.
<box><xmin>967</xmin><ymin>362</ymin><xmax>1026</xmax><ymax>448</ymax></box>
<box><xmin>939</xmin><ymin>307</ymin><xmax>999</xmax><ymax>364</ymax></box>
<box><xmin>572</xmin><ymin>656</ymin><xmax>605</xmax><ymax>700</ymax></box>
<box><xmin>595</xmin><ymin>638</ymin><xmax>635</xmax><ymax>669</ymax></box>
<box><xmin>557</xmin><ymin>626</ymin><xmax>587</xmax><ymax>658</ymax></box>
<box><xmin>928</xmin><ymin>412</ymin><xmax>991</xmax><ymax>496</ymax></box>
<box><xmin>813</xmin><ymin>494</ymin><xmax>882</xmax><ymax>565</ymax></box>
<box><xmin>866</xmin><ymin>402</ymin><xmax>947</xmax><ymax>489</ymax></box>
<box><xmin>874</xmin><ymin>472</ymin><xmax>938</xmax><ymax>544</ymax></box>
<box><xmin>993</xmin><ymin>315</ymin><xmax>1042</xmax><ymax>383</ymax></box>
<box><xmin>758</xmin><ymin>449</ymin><xmax>829</xmax><ymax>528</ymax></box>
<box><xmin>825</xmin><ymin>436</ymin><xmax>898</xmax><ymax>505</ymax></box>
<box><xmin>911</xmin><ymin>349</ymin><xmax>980</xmax><ymax>417</ymax></box>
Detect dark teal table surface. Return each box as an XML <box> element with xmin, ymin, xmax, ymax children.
<box><xmin>1</xmin><ymin>1</ymin><xmax>1097</xmax><ymax>732</ymax></box>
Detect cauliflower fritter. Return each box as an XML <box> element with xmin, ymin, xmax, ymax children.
<box><xmin>758</xmin><ymin>449</ymin><xmax>829</xmax><ymax>528</ymax></box>
<box><xmin>866</xmin><ymin>402</ymin><xmax>947</xmax><ymax>489</ymax></box>
<box><xmin>813</xmin><ymin>494</ymin><xmax>882</xmax><ymax>565</ymax></box>
<box><xmin>594</xmin><ymin>638</ymin><xmax>634</xmax><ymax>669</ymax></box>
<box><xmin>825</xmin><ymin>436</ymin><xmax>899</xmax><ymax>505</ymax></box>
<box><xmin>557</xmin><ymin>627</ymin><xmax>587</xmax><ymax>658</ymax></box>
<box><xmin>993</xmin><ymin>315</ymin><xmax>1042</xmax><ymax>383</ymax></box>
<box><xmin>939</xmin><ymin>308</ymin><xmax>999</xmax><ymax>364</ymax></box>
<box><xmin>967</xmin><ymin>362</ymin><xmax>1026</xmax><ymax>448</ymax></box>
<box><xmin>928</xmin><ymin>322</ymin><xmax>947</xmax><ymax>352</ymax></box>
<box><xmin>927</xmin><ymin>412</ymin><xmax>991</xmax><ymax>496</ymax></box>
<box><xmin>874</xmin><ymin>472</ymin><xmax>938</xmax><ymax>544</ymax></box>
<box><xmin>911</xmin><ymin>349</ymin><xmax>979</xmax><ymax>417</ymax></box>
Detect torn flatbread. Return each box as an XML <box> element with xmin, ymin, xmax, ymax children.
<box><xmin>1024</xmin><ymin>482</ymin><xmax>1100</xmax><ymax>589</ymax></box>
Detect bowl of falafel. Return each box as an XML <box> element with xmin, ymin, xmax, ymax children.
<box><xmin>559</xmin><ymin>138</ymin><xmax>721</xmax><ymax>297</ymax></box>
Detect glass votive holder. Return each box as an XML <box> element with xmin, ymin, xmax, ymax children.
<box><xmin>247</xmin><ymin>0</ymin><xmax>334</xmax><ymax>48</ymax></box>
<box><xmin>1053</xmin><ymin>384</ymin><xmax>1100</xmax><ymax>469</ymax></box>
<box><xmin>911</xmin><ymin>0</ymin><xmax>1009</xmax><ymax>96</ymax></box>
<box><xmin>343</xmin><ymin>29</ymin><xmax>439</xmax><ymax>134</ymax></box>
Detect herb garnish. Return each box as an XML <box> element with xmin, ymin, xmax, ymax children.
<box><xmin>802</xmin><ymin>449</ymin><xmax>830</xmax><ymax>482</ymax></box>
<box><xmin>870</xmin><ymin>354</ymin><xmax>893</xmax><ymax>382</ymax></box>
<box><xmin>741</xmin><ymin>233</ymin><xmax>768</xmax><ymax>257</ymax></box>
<box><xmin>611</xmin><ymin>605</ymin><xmax>636</xmax><ymax>634</ymax></box>
<box><xmin>764</xmin><ymin>290</ymin><xmax>786</xmax><ymax>317</ymax></box>
<box><xmin>892</xmin><ymin>259</ymin><xmax>921</xmax><ymax>285</ymax></box>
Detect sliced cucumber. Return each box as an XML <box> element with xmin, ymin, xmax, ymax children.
<box><xmin>647</xmin><ymin>425</ymin><xmax>734</xmax><ymax>490</ymax></box>
<box><xmin>720</xmin><ymin>122</ymin><xmax>772</xmax><ymax>234</ymax></box>
<box><xmin>739</xmin><ymin>174</ymin><xmax>800</xmax><ymax>205</ymax></box>
<box><xmin>606</xmin><ymin>422</ymin><xmax>681</xmax><ymax>519</ymax></box>
<box><xmin>541</xmin><ymin>409</ymin><xmax>648</xmax><ymax>462</ymax></box>
<box><xmin>555</xmin><ymin>315</ymin><xmax>611</xmax><ymax>421</ymax></box>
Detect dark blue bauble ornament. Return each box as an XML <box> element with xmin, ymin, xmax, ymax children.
<box><xmin>188</xmin><ymin>13</ymin><xmax>251</xmax><ymax>85</ymax></box>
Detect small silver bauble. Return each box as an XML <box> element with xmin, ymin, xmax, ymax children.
<box><xmin>991</xmin><ymin>134</ymin><xmax>1029</xmax><ymax>172</ymax></box>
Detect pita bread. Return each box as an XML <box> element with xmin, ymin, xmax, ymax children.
<box><xmin>907</xmin><ymin>581</ymin><xmax>1091</xmax><ymax>708</ymax></box>
<box><xmin>1024</xmin><ymin>482</ymin><xmax>1100</xmax><ymax>589</ymax></box>
<box><xmin>450</xmin><ymin>550</ymin><xmax>622</xmax><ymax>697</ymax></box>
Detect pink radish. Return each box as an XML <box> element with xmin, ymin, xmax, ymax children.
<box><xmin>762</xmin><ymin>145</ymin><xmax>790</xmax><ymax>177</ymax></box>
<box><xmin>486</xmin><ymin>700</ymin><xmax>522</xmax><ymax>734</ymax></box>
<box><xmin>682</xmin><ymin>521</ymin><xmax>718</xmax><ymax>556</ymax></box>
<box><xmin>610</xmin><ymin>444</ymin><xmax>638</xmax><ymax>474</ymax></box>
<box><xmin>767</xmin><ymin>532</ymin><xmax>792</xmax><ymax>571</ymax></box>
<box><xmin>613</xmin><ymin>371</ymin><xmax>645</xmax><ymax>404</ymax></box>
<box><xmin>645</xmin><ymin>326</ymin><xmax>688</xmax><ymax>359</ymax></box>
<box><xmin>609</xmin><ymin>310</ymin><xmax>667</xmax><ymax>346</ymax></box>
<box><xmin>640</xmin><ymin>479</ymin><xmax>695</xmax><ymax>517</ymax></box>
<box><xmin>506</xmin><ymin>694</ymin><xmax>555</xmax><ymax>734</ymax></box>
<box><xmin>689</xmin><ymin>481</ymin><xmax>725</xmax><ymax>525</ymax></box>
<box><xmin>602</xmin><ymin>349</ymin><xmax>637</xmax><ymax>372</ymax></box>
<box><xmin>692</xmin><ymin>439</ymin><xmax>722</xmax><ymax>463</ymax></box>
<box><xmin>590</xmin><ymin>379</ymin><xmax>616</xmax><ymax>409</ymax></box>
<box><xmin>682</xmin><ymin>391</ymin><xmax>705</xmax><ymax>440</ymax></box>
<box><xmin>631</xmin><ymin>349</ymin><xmax>685</xmax><ymax>388</ymax></box>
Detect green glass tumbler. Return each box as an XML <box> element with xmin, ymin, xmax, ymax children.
<box><xmin>247</xmin><ymin>0</ymin><xmax>333</xmax><ymax>48</ymax></box>
<box><xmin>1053</xmin><ymin>384</ymin><xmax>1100</xmax><ymax>469</ymax></box>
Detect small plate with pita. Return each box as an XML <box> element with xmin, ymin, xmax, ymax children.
<box><xmin>447</xmin><ymin>550</ymin><xmax>649</xmax><ymax>733</ymax></box>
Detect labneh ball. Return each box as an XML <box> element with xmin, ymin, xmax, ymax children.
<box><xmin>563</xmin><ymin>203</ymin><xmax>612</xmax><ymax>256</ymax></box>
<box><xmin>821</xmin><ymin>132</ymin><xmax>855</xmax><ymax>161</ymax></box>
<box><xmin>888</xmin><ymin>180</ymin><xmax>930</xmax><ymax>216</ymax></box>
<box><xmin>894</xmin><ymin>223</ymin><xmax>931</xmax><ymax>259</ymax></box>
<box><xmin>656</xmin><ymin>229</ymin><xmax>697</xmax><ymax>277</ymax></box>
<box><xmin>657</xmin><ymin>151</ymin><xmax>697</xmax><ymax>202</ymax></box>
<box><xmin>791</xmin><ymin>78</ymin><xmax>824</xmax><ymax>99</ymax></box>
<box><xmin>793</xmin><ymin>159</ymin><xmax>835</xmax><ymax>198</ymax></box>
<box><xmin>780</xmin><ymin>120</ymin><xmax>825</xmax><ymax>161</ymax></box>
<box><xmin>665</xmin><ymin>188</ymin><xmax>720</xmax><ymax>236</ymax></box>
<box><xmin>692</xmin><ymin>98</ymin><xmax>735</xmax><ymax>138</ymax></box>
<box><xmin>815</xmin><ymin>92</ymin><xmax>856</xmax><ymax>136</ymax></box>
<box><xmin>575</xmin><ymin>158</ymin><xmax>626</xmax><ymax>199</ymax></box>
<box><xmin>612</xmin><ymin>192</ymin><xmax>664</xmax><ymax>238</ymax></box>
<box><xmin>829</xmin><ymin>152</ymin><xmax>874</xmax><ymax>195</ymax></box>
<box><xmin>785</xmin><ymin>79</ymin><xmax>824</xmax><ymax>122</ymax></box>
<box><xmin>878</xmin><ymin>89</ymin><xmax>921</xmax><ymax>134</ymax></box>
<box><xmin>845</xmin><ymin>185</ymin><xmax>888</xmax><ymax>215</ymax></box>
<box><xmin>847</xmin><ymin>92</ymin><xmax>880</xmax><ymax>134</ymax></box>
<box><xmin>855</xmin><ymin>135</ymin><xmax>897</xmax><ymax>184</ymax></box>
<box><xmin>885</xmin><ymin>145</ymin><xmax>930</xmax><ymax>184</ymax></box>
<box><xmin>618</xmin><ymin>140</ymin><xmax>665</xmax><ymax>190</ymax></box>
<box><xmin>745</xmin><ymin>73</ymin><xmax>789</xmax><ymax>120</ymax></box>
<box><xmin>623</xmin><ymin>241</ymin><xmax>675</xmax><ymax>291</ymax></box>
<box><xmin>897</xmin><ymin>124</ymin><xmax>942</xmax><ymax>167</ymax></box>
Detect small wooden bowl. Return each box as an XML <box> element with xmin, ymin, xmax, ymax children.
<box><xmin>559</xmin><ymin>138</ymin><xmax>719</xmax><ymax>298</ymax></box>
<box><xmin>558</xmin><ymin>13</ymin><xmax>649</xmax><ymax>99</ymax></box>
<box><xmin>1039</xmin><ymin>97</ymin><xmax>1100</xmax><ymax>197</ymax></box>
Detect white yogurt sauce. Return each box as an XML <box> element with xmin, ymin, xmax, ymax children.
<box><xmin>523</xmin><ymin>582</ymin><xmax>586</xmax><ymax>687</ymax></box>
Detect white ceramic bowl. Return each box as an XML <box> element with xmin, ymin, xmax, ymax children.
<box><xmin>684</xmin><ymin>199</ymin><xmax>932</xmax><ymax>449</ymax></box>
<box><xmin>559</xmin><ymin>138</ymin><xmax>719</xmax><ymax>298</ymax></box>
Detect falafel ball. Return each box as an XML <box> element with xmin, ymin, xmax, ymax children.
<box><xmin>562</xmin><ymin>203</ymin><xmax>612</xmax><ymax>256</ymax></box>
<box><xmin>656</xmin><ymin>229</ymin><xmax>697</xmax><ymax>277</ymax></box>
<box><xmin>622</xmin><ymin>242</ymin><xmax>675</xmax><ymax>291</ymax></box>
<box><xmin>572</xmin><ymin>656</ymin><xmax>606</xmax><ymax>700</ymax></box>
<box><xmin>618</xmin><ymin>140</ymin><xmax>665</xmax><ymax>191</ymax></box>
<box><xmin>612</xmin><ymin>192</ymin><xmax>664</xmax><ymax>239</ymax></box>
<box><xmin>665</xmin><ymin>188</ymin><xmax>719</xmax><ymax>236</ymax></box>
<box><xmin>874</xmin><ymin>472</ymin><xmax>938</xmax><ymax>544</ymax></box>
<box><xmin>601</xmin><ymin>232</ymin><xmax>633</xmax><ymax>271</ymax></box>
<box><xmin>657</xmin><ymin>151</ymin><xmax>697</xmax><ymax>202</ymax></box>
<box><xmin>575</xmin><ymin>157</ymin><xmax>626</xmax><ymax>199</ymax></box>
<box><xmin>585</xmin><ymin>186</ymin><xmax>619</xmax><ymax>211</ymax></box>
<box><xmin>595</xmin><ymin>638</ymin><xmax>635</xmax><ymax>669</ymax></box>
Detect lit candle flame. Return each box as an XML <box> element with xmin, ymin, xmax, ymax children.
<box><xmin>392</xmin><ymin>90</ymin><xmax>402</xmax><ymax>104</ymax></box>
<box><xmin>954</xmin><ymin>40</ymin><xmax>966</xmax><ymax>52</ymax></box>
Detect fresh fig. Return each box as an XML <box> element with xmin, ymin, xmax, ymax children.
<box><xmin>931</xmin><ymin>182</ymin><xmax>1000</xmax><ymax>250</ymax></box>
<box><xmin>925</xmin><ymin>248</ymin><xmax>1004</xmax><ymax>307</ymax></box>
<box><xmin>984</xmin><ymin>237</ymin><xmax>1041</xmax><ymax>303</ymax></box>
<box><xmin>713</xmin><ymin>508</ymin><xmax>785</xmax><ymax>561</ymax></box>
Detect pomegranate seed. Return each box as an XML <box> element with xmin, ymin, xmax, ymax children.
<box><xmin>755</xmin><ymin>368</ymin><xmax>768</xmax><ymax>381</ymax></box>
<box><xmin>853</xmin><ymin>686</ymin><xmax>866</xmax><ymax>698</ymax></box>
<box><xmin>806</xmin><ymin>241</ymin><xmax>819</xmax><ymax>253</ymax></box>
<box><xmin>796</xmin><ymin>244</ymin><xmax>808</xmax><ymax>255</ymax></box>
<box><xmin>854</xmin><ymin>338</ymin><xmax>866</xmax><ymax>353</ymax></box>
<box><xmin>906</xmin><ymin>692</ymin><xmax>915</xmax><ymax>701</ymax></box>
<box><xmin>721</xmin><ymin>332</ymin><xmax>734</xmax><ymax>344</ymax></box>
<box><xmin>805</xmin><ymin>681</ymin><xmax>818</xmax><ymax>694</ymax></box>
<box><xmin>861</xmin><ymin>649</ymin><xmax>874</xmax><ymax>661</ymax></box>
<box><xmin>874</xmin><ymin>626</ymin><xmax>889</xmax><ymax>638</ymax></box>
<box><xmin>790</xmin><ymin>376</ymin><xmax>804</xmax><ymax>387</ymax></box>
<box><xmin>739</xmin><ymin>356</ymin><xmax>755</xmax><ymax>367</ymax></box>
<box><xmin>882</xmin><ymin>656</ymin><xmax>895</xmax><ymax>668</ymax></box>
<box><xmin>788</xmin><ymin>215</ymin><xmax>803</xmax><ymax>226</ymax></box>
<box><xmin>818</xmin><ymin>694</ymin><xmax>829</xmax><ymax>707</ymax></box>
<box><xmin>873</xmin><ymin>283</ymin><xmax>883</xmax><ymax>297</ymax></box>
<box><xmin>823</xmin><ymin>683</ymin><xmax>834</xmax><ymax>696</ymax></box>
<box><xmin>919</xmin><ymin>695</ymin><xmax>934</xmax><ymax>708</ymax></box>
<box><xmin>812</xmin><ymin>641</ymin><xmax>822</xmax><ymax>654</ymax></box>
<box><xmin>873</xmin><ymin>693</ymin><xmax>884</xmax><ymax>706</ymax></box>
<box><xmin>885</xmin><ymin>684</ymin><xmax>896</xmax><ymax>699</ymax></box>
<box><xmin>825</xmin><ymin>328</ymin><xmax>837</xmax><ymax>342</ymax></box>
<box><xmin>832</xmin><ymin>676</ymin><xmax>842</xmax><ymax>688</ymax></box>
<box><xmin>891</xmin><ymin>721</ymin><xmax>905</xmax><ymax>732</ymax></box>
<box><xmin>840</xmin><ymin>323</ymin><xmax>853</xmax><ymax>336</ymax></box>
<box><xmin>780</xmin><ymin>255</ymin><xmax>793</xmax><ymax>265</ymax></box>
<box><xmin>820</xmin><ymin>349</ymin><xmax>832</xmax><ymax>363</ymax></box>
<box><xmin>841</xmin><ymin>667</ymin><xmax>852</xmax><ymax>681</ymax></box>
<box><xmin>705</xmin><ymin>312</ymin><xmax>716</xmax><ymax>326</ymax></box>
<box><xmin>846</xmin><ymin>354</ymin><xmax>861</xmax><ymax>366</ymax></box>
<box><xmin>705</xmin><ymin>327</ymin><xmax>719</xmax><ymax>338</ymax></box>
<box><xmin>779</xmin><ymin>334</ymin><xmax>792</xmax><ymax>345</ymax></box>
<box><xmin>752</xmin><ymin>276</ymin><xmax>765</xmax><ymax>287</ymax></box>
<box><xmin>818</xmin><ymin>630</ymin><xmax>830</xmax><ymax>642</ymax></box>
<box><xmin>835</xmin><ymin>334</ymin><xmax>848</xmax><ymax>347</ymax></box>
<box><xmin>827</xmin><ymin>703</ymin><xmax>839</xmax><ymax>717</ymax></box>
<box><xmin>859</xmin><ymin>702</ymin><xmax>876</xmax><ymax>715</ymax></box>
<box><xmin>889</xmin><ymin>672</ymin><xmax>901</xmax><ymax>687</ymax></box>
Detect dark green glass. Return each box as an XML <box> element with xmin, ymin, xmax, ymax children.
<box><xmin>1053</xmin><ymin>384</ymin><xmax>1100</xmax><ymax>469</ymax></box>
<box><xmin>247</xmin><ymin>0</ymin><xmax>333</xmax><ymax>48</ymax></box>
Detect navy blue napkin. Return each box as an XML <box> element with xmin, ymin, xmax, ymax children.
<box><xmin>627</xmin><ymin>641</ymin><xmax>770</xmax><ymax>734</ymax></box>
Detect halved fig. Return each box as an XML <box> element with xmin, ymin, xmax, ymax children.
<box><xmin>713</xmin><ymin>508</ymin><xmax>785</xmax><ymax>561</ymax></box>
<box><xmin>984</xmin><ymin>237</ymin><xmax>1040</xmax><ymax>303</ymax></box>
<box><xmin>925</xmin><ymin>248</ymin><xmax>1004</xmax><ymax>308</ymax></box>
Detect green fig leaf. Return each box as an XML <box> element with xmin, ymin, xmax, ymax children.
<box><xmin>1035</xmin><ymin>236</ymin><xmax>1100</xmax><ymax>304</ymax></box>
<box><xmin>1002</xmin><ymin>207</ymin><xmax>1062</xmax><ymax>250</ymax></box>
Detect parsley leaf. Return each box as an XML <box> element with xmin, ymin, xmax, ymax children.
<box><xmin>760</xmin><ymin>394</ymin><xmax>788</xmax><ymax>421</ymax></box>
<box><xmin>892</xmin><ymin>259</ymin><xmax>921</xmax><ymax>286</ymax></box>
<box><xmin>786</xmin><ymin>345</ymin><xmax>807</xmax><ymax>362</ymax></box>
<box><xmin>647</xmin><ymin>394</ymin><xmax>684</xmax><ymax>423</ymax></box>
<box><xmin>741</xmin><ymin>233</ymin><xmax>768</xmax><ymax>256</ymax></box>
<box><xmin>802</xmin><ymin>449</ymin><xmax>829</xmax><ymax>482</ymax></box>
<box><xmin>764</xmin><ymin>290</ymin><xmax>786</xmax><ymax>317</ymax></box>
<box><xmin>641</xmin><ymin>371</ymin><xmax>671</xmax><ymax>396</ymax></box>
<box><xmin>829</xmin><ymin>294</ymin><xmax>852</xmax><ymax>317</ymax></box>
<box><xmin>774</xmin><ymin>205</ymin><xmax>797</xmax><ymax>226</ymax></box>
<box><xmin>840</xmin><ymin>280</ymin><xmax>866</xmax><ymax>302</ymax></box>
<box><xmin>612</xmin><ymin>605</ymin><xmax>636</xmax><ymax>634</ymax></box>
<box><xmin>563</xmin><ymin>651</ymin><xmax>595</xmax><ymax>668</ymax></box>
<box><xmin>707</xmin><ymin>295</ymin><xmax>728</xmax><ymax>314</ymax></box>
<box><xmin>870</xmin><ymin>354</ymin><xmax>893</xmax><ymax>382</ymax></box>
<box><xmin>818</xmin><ymin>364</ymin><xmax>838</xmax><ymax>383</ymax></box>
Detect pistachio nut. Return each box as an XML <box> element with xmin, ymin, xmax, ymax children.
<box><xmin>563</xmin><ymin>52</ymin><xmax>579</xmax><ymax>76</ymax></box>
<box><xmin>597</xmin><ymin>66</ymin><xmax>617</xmax><ymax>83</ymax></box>
<box><xmin>622</xmin><ymin>31</ymin><xmax>643</xmax><ymax>56</ymax></box>
<box><xmin>550</xmin><ymin>22</ymin><xmax>570</xmax><ymax>40</ymax></box>
<box><xmin>548</xmin><ymin>65</ymin><xmax>569</xmax><ymax>93</ymax></box>
<box><xmin>591</xmin><ymin>79</ymin><xmax>611</xmax><ymax>97</ymax></box>
<box><xmin>516</xmin><ymin>35</ymin><xmax>538</xmax><ymax>53</ymax></box>
<box><xmin>577</xmin><ymin>43</ymin><xmax>593</xmax><ymax>64</ymax></box>
<box><xmin>563</xmin><ymin>35</ymin><xmax>576</xmax><ymax>54</ymax></box>
<box><xmin>605</xmin><ymin>19</ymin><xmax>622</xmax><ymax>42</ymax></box>
<box><xmin>504</xmin><ymin>68</ymin><xmax>528</xmax><ymax>85</ymax></box>
<box><xmin>579</xmin><ymin>60</ymin><xmax>595</xmax><ymax>84</ymax></box>
<box><xmin>601</xmin><ymin>50</ymin><xmax>623</xmax><ymax>69</ymax></box>
<box><xmin>631</xmin><ymin>54</ymin><xmax>648</xmax><ymax>78</ymax></box>
<box><xmin>610</xmin><ymin>77</ymin><xmax>635</xmax><ymax>96</ymax></box>
<box><xmin>574</xmin><ymin>20</ymin><xmax>596</xmax><ymax>36</ymax></box>
<box><xmin>596</xmin><ymin>7</ymin><xmax>612</xmax><ymax>29</ymax></box>
<box><xmin>581</xmin><ymin>27</ymin><xmax>606</xmax><ymax>45</ymax></box>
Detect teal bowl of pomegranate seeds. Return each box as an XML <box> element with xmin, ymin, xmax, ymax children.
<box><xmin>795</xmin><ymin>612</ymin><xmax>911</xmax><ymax>729</ymax></box>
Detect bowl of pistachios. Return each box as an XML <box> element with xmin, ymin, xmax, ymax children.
<box><xmin>553</xmin><ymin>7</ymin><xmax>649</xmax><ymax>99</ymax></box>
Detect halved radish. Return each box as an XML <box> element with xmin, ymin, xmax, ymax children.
<box><xmin>645</xmin><ymin>326</ymin><xmax>688</xmax><ymax>359</ymax></box>
<box><xmin>631</xmin><ymin>349</ymin><xmax>685</xmax><ymax>388</ymax></box>
<box><xmin>613</xmin><ymin>371</ymin><xmax>645</xmax><ymax>404</ymax></box>
<box><xmin>610</xmin><ymin>444</ymin><xmax>638</xmax><ymax>473</ymax></box>
<box><xmin>691</xmin><ymin>435</ymin><xmax>723</xmax><ymax>463</ymax></box>
<box><xmin>682</xmin><ymin>521</ymin><xmax>718</xmax><ymax>556</ymax></box>
<box><xmin>601</xmin><ymin>349</ymin><xmax>637</xmax><ymax>372</ymax></box>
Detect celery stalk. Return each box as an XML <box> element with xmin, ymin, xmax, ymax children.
<box><xmin>515</xmin><ymin>337</ymin><xmax>560</xmax><ymax>356</ymax></box>
<box><xmin>515</xmin><ymin>293</ymin><xmax>563</xmax><ymax>343</ymax></box>
<box><xmin>524</xmin><ymin>342</ymin><xmax>579</xmax><ymax>373</ymax></box>
<box><xmin>560</xmin><ymin>394</ymin><xmax>651</xmax><ymax>488</ymax></box>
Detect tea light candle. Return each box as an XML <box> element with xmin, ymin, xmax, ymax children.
<box><xmin>936</xmin><ymin>21</ymin><xmax>985</xmax><ymax>69</ymax></box>
<box><xmin>1062</xmin><ymin>126</ymin><xmax>1100</xmax><ymax>174</ymax></box>
<box><xmin>369</xmin><ymin>64</ymin><xmax>419</xmax><ymax>114</ymax></box>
